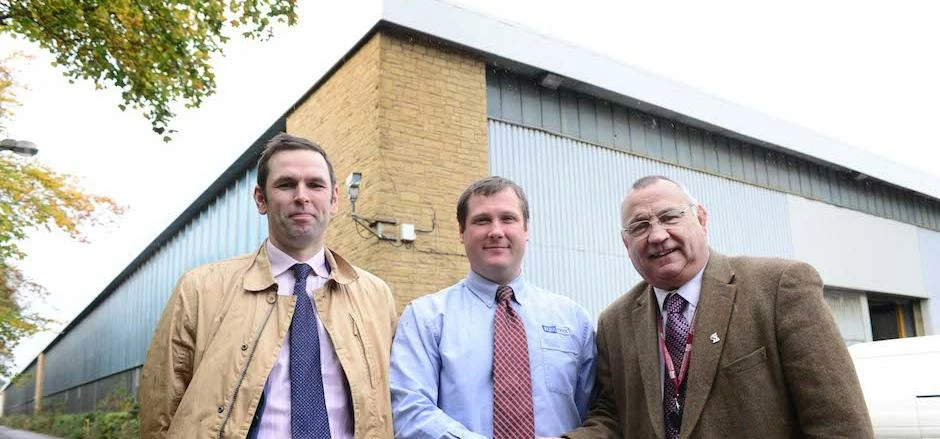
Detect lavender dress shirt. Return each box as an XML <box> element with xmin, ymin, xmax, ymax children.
<box><xmin>256</xmin><ymin>240</ymin><xmax>354</xmax><ymax>438</ymax></box>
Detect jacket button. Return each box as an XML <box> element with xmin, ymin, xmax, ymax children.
<box><xmin>218</xmin><ymin>406</ymin><xmax>224</xmax><ymax>413</ymax></box>
<box><xmin>266</xmin><ymin>294</ymin><xmax>276</xmax><ymax>304</ymax></box>
<box><xmin>241</xmin><ymin>344</ymin><xmax>248</xmax><ymax>351</ymax></box>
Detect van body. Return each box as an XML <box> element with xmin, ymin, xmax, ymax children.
<box><xmin>849</xmin><ymin>335</ymin><xmax>940</xmax><ymax>438</ymax></box>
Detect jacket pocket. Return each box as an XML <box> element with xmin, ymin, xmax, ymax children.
<box><xmin>349</xmin><ymin>313</ymin><xmax>376</xmax><ymax>389</ymax></box>
<box><xmin>540</xmin><ymin>330</ymin><xmax>579</xmax><ymax>395</ymax></box>
<box><xmin>722</xmin><ymin>346</ymin><xmax>767</xmax><ymax>375</ymax></box>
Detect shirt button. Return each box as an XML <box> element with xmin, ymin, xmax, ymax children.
<box><xmin>266</xmin><ymin>294</ymin><xmax>276</xmax><ymax>304</ymax></box>
<box><xmin>217</xmin><ymin>406</ymin><xmax>224</xmax><ymax>413</ymax></box>
<box><xmin>241</xmin><ymin>344</ymin><xmax>248</xmax><ymax>351</ymax></box>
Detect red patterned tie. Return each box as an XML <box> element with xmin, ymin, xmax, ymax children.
<box><xmin>493</xmin><ymin>285</ymin><xmax>535</xmax><ymax>439</ymax></box>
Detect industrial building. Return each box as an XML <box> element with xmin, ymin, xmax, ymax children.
<box><xmin>4</xmin><ymin>0</ymin><xmax>939</xmax><ymax>415</ymax></box>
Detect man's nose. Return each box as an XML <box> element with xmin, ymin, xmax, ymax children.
<box><xmin>293</xmin><ymin>186</ymin><xmax>311</xmax><ymax>203</ymax></box>
<box><xmin>487</xmin><ymin>223</ymin><xmax>505</xmax><ymax>238</ymax></box>
<box><xmin>647</xmin><ymin>221</ymin><xmax>669</xmax><ymax>243</ymax></box>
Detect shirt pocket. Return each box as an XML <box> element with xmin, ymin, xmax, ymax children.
<box><xmin>539</xmin><ymin>329</ymin><xmax>580</xmax><ymax>395</ymax></box>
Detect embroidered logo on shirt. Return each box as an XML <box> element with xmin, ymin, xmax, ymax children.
<box><xmin>541</xmin><ymin>325</ymin><xmax>571</xmax><ymax>335</ymax></box>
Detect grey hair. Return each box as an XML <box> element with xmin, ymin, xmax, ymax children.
<box><xmin>624</xmin><ymin>175</ymin><xmax>700</xmax><ymax>216</ymax></box>
<box><xmin>631</xmin><ymin>175</ymin><xmax>698</xmax><ymax>204</ymax></box>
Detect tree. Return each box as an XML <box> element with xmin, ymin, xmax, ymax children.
<box><xmin>0</xmin><ymin>48</ymin><xmax>122</xmax><ymax>379</ymax></box>
<box><xmin>0</xmin><ymin>0</ymin><xmax>296</xmax><ymax>377</ymax></box>
<box><xmin>0</xmin><ymin>0</ymin><xmax>298</xmax><ymax>140</ymax></box>
<box><xmin>0</xmin><ymin>51</ymin><xmax>24</xmax><ymax>134</ymax></box>
<box><xmin>0</xmin><ymin>152</ymin><xmax>123</xmax><ymax>377</ymax></box>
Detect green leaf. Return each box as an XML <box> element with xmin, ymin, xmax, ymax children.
<box><xmin>2</xmin><ymin>0</ymin><xmax>298</xmax><ymax>140</ymax></box>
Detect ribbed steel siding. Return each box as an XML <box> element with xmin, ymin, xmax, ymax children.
<box><xmin>489</xmin><ymin>120</ymin><xmax>792</xmax><ymax>319</ymax></box>
<box><xmin>42</xmin><ymin>367</ymin><xmax>139</xmax><ymax>413</ymax></box>
<box><xmin>40</xmin><ymin>168</ymin><xmax>267</xmax><ymax>397</ymax></box>
<box><xmin>486</xmin><ymin>68</ymin><xmax>940</xmax><ymax>232</ymax></box>
<box><xmin>2</xmin><ymin>362</ymin><xmax>37</xmax><ymax>414</ymax></box>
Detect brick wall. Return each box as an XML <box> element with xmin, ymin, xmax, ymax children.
<box><xmin>287</xmin><ymin>31</ymin><xmax>488</xmax><ymax>310</ymax></box>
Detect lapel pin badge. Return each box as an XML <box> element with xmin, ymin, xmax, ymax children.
<box><xmin>709</xmin><ymin>332</ymin><xmax>720</xmax><ymax>344</ymax></box>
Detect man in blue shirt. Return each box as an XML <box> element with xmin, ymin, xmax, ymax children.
<box><xmin>390</xmin><ymin>176</ymin><xmax>596</xmax><ymax>438</ymax></box>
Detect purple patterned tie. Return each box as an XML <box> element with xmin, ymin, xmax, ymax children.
<box><xmin>492</xmin><ymin>285</ymin><xmax>535</xmax><ymax>439</ymax></box>
<box><xmin>664</xmin><ymin>293</ymin><xmax>689</xmax><ymax>439</ymax></box>
<box><xmin>289</xmin><ymin>263</ymin><xmax>331</xmax><ymax>438</ymax></box>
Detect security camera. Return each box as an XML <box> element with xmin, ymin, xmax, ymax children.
<box><xmin>346</xmin><ymin>172</ymin><xmax>362</xmax><ymax>207</ymax></box>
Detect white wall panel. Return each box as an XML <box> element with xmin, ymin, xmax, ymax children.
<box><xmin>918</xmin><ymin>228</ymin><xmax>940</xmax><ymax>334</ymax></box>
<box><xmin>489</xmin><ymin>120</ymin><xmax>792</xmax><ymax>319</ymax></box>
<box><xmin>788</xmin><ymin>195</ymin><xmax>926</xmax><ymax>297</ymax></box>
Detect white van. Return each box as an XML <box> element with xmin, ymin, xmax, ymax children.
<box><xmin>849</xmin><ymin>335</ymin><xmax>940</xmax><ymax>438</ymax></box>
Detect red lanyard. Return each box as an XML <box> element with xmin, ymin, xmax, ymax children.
<box><xmin>657</xmin><ymin>305</ymin><xmax>694</xmax><ymax>409</ymax></box>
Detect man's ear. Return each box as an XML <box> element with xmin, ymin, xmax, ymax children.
<box><xmin>254</xmin><ymin>185</ymin><xmax>268</xmax><ymax>215</ymax></box>
<box><xmin>330</xmin><ymin>184</ymin><xmax>339</xmax><ymax>215</ymax></box>
<box><xmin>696</xmin><ymin>204</ymin><xmax>708</xmax><ymax>235</ymax></box>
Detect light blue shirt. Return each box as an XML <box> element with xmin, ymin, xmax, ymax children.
<box><xmin>390</xmin><ymin>271</ymin><xmax>596</xmax><ymax>438</ymax></box>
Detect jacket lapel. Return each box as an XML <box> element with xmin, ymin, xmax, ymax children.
<box><xmin>680</xmin><ymin>252</ymin><xmax>736</xmax><ymax>436</ymax></box>
<box><xmin>631</xmin><ymin>285</ymin><xmax>666</xmax><ymax>439</ymax></box>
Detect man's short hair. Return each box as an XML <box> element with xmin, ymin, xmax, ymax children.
<box><xmin>456</xmin><ymin>176</ymin><xmax>530</xmax><ymax>233</ymax></box>
<box><xmin>256</xmin><ymin>132</ymin><xmax>336</xmax><ymax>197</ymax></box>
<box><xmin>631</xmin><ymin>175</ymin><xmax>699</xmax><ymax>206</ymax></box>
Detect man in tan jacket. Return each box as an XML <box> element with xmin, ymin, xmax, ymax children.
<box><xmin>140</xmin><ymin>133</ymin><xmax>397</xmax><ymax>438</ymax></box>
<box><xmin>564</xmin><ymin>175</ymin><xmax>872</xmax><ymax>439</ymax></box>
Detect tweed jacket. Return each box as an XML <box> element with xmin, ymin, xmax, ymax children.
<box><xmin>565</xmin><ymin>251</ymin><xmax>873</xmax><ymax>439</ymax></box>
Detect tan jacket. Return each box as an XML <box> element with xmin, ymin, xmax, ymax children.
<box><xmin>139</xmin><ymin>243</ymin><xmax>397</xmax><ymax>438</ymax></box>
<box><xmin>565</xmin><ymin>252</ymin><xmax>873</xmax><ymax>439</ymax></box>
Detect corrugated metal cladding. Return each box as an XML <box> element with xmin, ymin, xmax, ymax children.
<box><xmin>39</xmin><ymin>168</ymin><xmax>268</xmax><ymax>399</ymax></box>
<box><xmin>42</xmin><ymin>368</ymin><xmax>139</xmax><ymax>414</ymax></box>
<box><xmin>486</xmin><ymin>68</ymin><xmax>940</xmax><ymax>233</ymax></box>
<box><xmin>489</xmin><ymin>120</ymin><xmax>793</xmax><ymax>319</ymax></box>
<box><xmin>3</xmin><ymin>362</ymin><xmax>37</xmax><ymax>414</ymax></box>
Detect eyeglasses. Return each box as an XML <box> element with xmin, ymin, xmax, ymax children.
<box><xmin>621</xmin><ymin>204</ymin><xmax>694</xmax><ymax>238</ymax></box>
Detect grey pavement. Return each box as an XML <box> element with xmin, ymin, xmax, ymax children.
<box><xmin>0</xmin><ymin>426</ymin><xmax>61</xmax><ymax>439</ymax></box>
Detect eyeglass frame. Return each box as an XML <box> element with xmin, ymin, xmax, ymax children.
<box><xmin>621</xmin><ymin>203</ymin><xmax>696</xmax><ymax>239</ymax></box>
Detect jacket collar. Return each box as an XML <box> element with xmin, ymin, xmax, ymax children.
<box><xmin>243</xmin><ymin>240</ymin><xmax>360</xmax><ymax>292</ymax></box>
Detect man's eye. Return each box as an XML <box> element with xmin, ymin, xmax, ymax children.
<box><xmin>660</xmin><ymin>212</ymin><xmax>682</xmax><ymax>223</ymax></box>
<box><xmin>628</xmin><ymin>222</ymin><xmax>650</xmax><ymax>234</ymax></box>
<box><xmin>474</xmin><ymin>218</ymin><xmax>491</xmax><ymax>225</ymax></box>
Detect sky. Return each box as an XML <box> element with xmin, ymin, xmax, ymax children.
<box><xmin>2</xmin><ymin>0</ymin><xmax>939</xmax><ymax>375</ymax></box>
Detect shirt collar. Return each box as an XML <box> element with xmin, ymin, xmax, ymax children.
<box><xmin>465</xmin><ymin>270</ymin><xmax>527</xmax><ymax>308</ymax></box>
<box><xmin>265</xmin><ymin>239</ymin><xmax>330</xmax><ymax>279</ymax></box>
<box><xmin>653</xmin><ymin>264</ymin><xmax>706</xmax><ymax>314</ymax></box>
